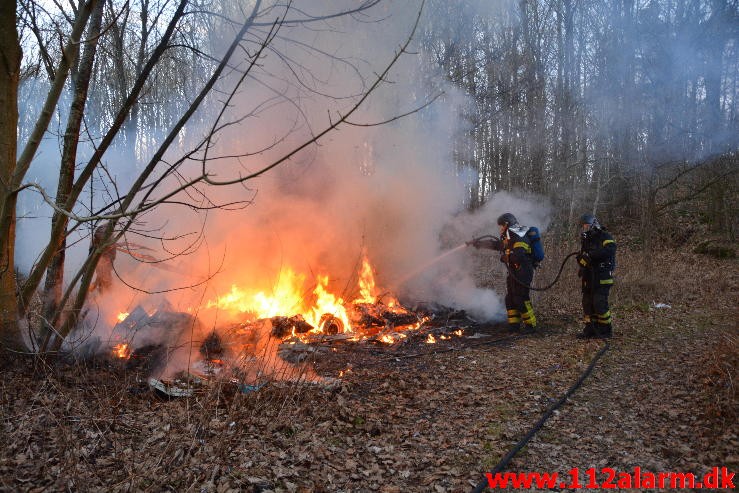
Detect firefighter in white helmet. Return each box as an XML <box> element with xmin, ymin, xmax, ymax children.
<box><xmin>471</xmin><ymin>213</ymin><xmax>537</xmax><ymax>332</ymax></box>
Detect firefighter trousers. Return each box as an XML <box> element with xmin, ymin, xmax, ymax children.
<box><xmin>505</xmin><ymin>272</ymin><xmax>536</xmax><ymax>328</ymax></box>
<box><xmin>582</xmin><ymin>282</ymin><xmax>612</xmax><ymax>328</ymax></box>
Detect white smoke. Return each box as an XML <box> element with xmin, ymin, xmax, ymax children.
<box><xmin>16</xmin><ymin>1</ymin><xmax>552</xmax><ymax>367</ymax></box>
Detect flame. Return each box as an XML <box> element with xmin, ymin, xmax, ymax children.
<box><xmin>196</xmin><ymin>256</ymin><xmax>426</xmax><ymax>344</ymax></box>
<box><xmin>204</xmin><ymin>269</ymin><xmax>352</xmax><ymax>332</ymax></box>
<box><xmin>113</xmin><ymin>343</ymin><xmax>131</xmax><ymax>359</ymax></box>
<box><xmin>354</xmin><ymin>255</ymin><xmax>377</xmax><ymax>304</ymax></box>
<box><xmin>203</xmin><ymin>269</ymin><xmax>350</xmax><ymax>334</ymax></box>
<box><xmin>116</xmin><ymin>312</ymin><xmax>129</xmax><ymax>323</ymax></box>
<box><xmin>379</xmin><ymin>334</ymin><xmax>395</xmax><ymax>344</ymax></box>
<box><xmin>207</xmin><ymin>269</ymin><xmax>307</xmax><ymax>317</ymax></box>
<box><xmin>395</xmin><ymin>318</ymin><xmax>428</xmax><ymax>332</ymax></box>
<box><xmin>453</xmin><ymin>329</ymin><xmax>463</xmax><ymax>336</ymax></box>
<box><xmin>307</xmin><ymin>275</ymin><xmax>350</xmax><ymax>332</ymax></box>
<box><xmin>426</xmin><ymin>334</ymin><xmax>436</xmax><ymax>344</ymax></box>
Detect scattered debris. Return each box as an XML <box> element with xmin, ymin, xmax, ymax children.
<box><xmin>466</xmin><ymin>332</ymin><xmax>491</xmax><ymax>339</ymax></box>
<box><xmin>271</xmin><ymin>315</ymin><xmax>314</xmax><ymax>338</ymax></box>
<box><xmin>238</xmin><ymin>382</ymin><xmax>266</xmax><ymax>394</ymax></box>
<box><xmin>148</xmin><ymin>377</ymin><xmax>195</xmax><ymax>398</ymax></box>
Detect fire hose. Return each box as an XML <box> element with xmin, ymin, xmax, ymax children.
<box><xmin>504</xmin><ymin>251</ymin><xmax>579</xmax><ymax>291</ymax></box>
<box><xmin>470</xmin><ymin>340</ymin><xmax>610</xmax><ymax>493</ymax></box>
<box><xmin>467</xmin><ymin>235</ymin><xmax>578</xmax><ymax>291</ymax></box>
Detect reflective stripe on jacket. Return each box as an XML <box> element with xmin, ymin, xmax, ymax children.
<box><xmin>581</xmin><ymin>229</ymin><xmax>616</xmax><ymax>284</ymax></box>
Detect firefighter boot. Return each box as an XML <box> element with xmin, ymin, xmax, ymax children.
<box><xmin>595</xmin><ymin>323</ymin><xmax>612</xmax><ymax>339</ymax></box>
<box><xmin>576</xmin><ymin>322</ymin><xmax>596</xmax><ymax>339</ymax></box>
<box><xmin>521</xmin><ymin>301</ymin><xmax>537</xmax><ymax>334</ymax></box>
<box><xmin>506</xmin><ymin>309</ymin><xmax>522</xmax><ymax>333</ymax></box>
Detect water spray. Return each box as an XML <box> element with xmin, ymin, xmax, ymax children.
<box><xmin>394</xmin><ymin>234</ymin><xmax>578</xmax><ymax>292</ymax></box>
<box><xmin>394</xmin><ymin>243</ymin><xmax>469</xmax><ymax>286</ymax></box>
<box><xmin>394</xmin><ymin>234</ymin><xmax>500</xmax><ymax>286</ymax></box>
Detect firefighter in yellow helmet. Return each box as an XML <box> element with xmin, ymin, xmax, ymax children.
<box><xmin>576</xmin><ymin>214</ymin><xmax>616</xmax><ymax>338</ymax></box>
<box><xmin>471</xmin><ymin>213</ymin><xmax>537</xmax><ymax>332</ymax></box>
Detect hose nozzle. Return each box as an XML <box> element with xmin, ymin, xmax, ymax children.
<box><xmin>466</xmin><ymin>234</ymin><xmax>498</xmax><ymax>249</ymax></box>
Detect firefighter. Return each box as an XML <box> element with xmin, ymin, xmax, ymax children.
<box><xmin>471</xmin><ymin>213</ymin><xmax>537</xmax><ymax>332</ymax></box>
<box><xmin>576</xmin><ymin>214</ymin><xmax>616</xmax><ymax>338</ymax></box>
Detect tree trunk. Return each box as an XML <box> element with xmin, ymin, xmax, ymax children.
<box><xmin>0</xmin><ymin>0</ymin><xmax>22</xmax><ymax>349</ymax></box>
<box><xmin>40</xmin><ymin>0</ymin><xmax>106</xmax><ymax>347</ymax></box>
<box><xmin>19</xmin><ymin>0</ymin><xmax>189</xmax><ymax>317</ymax></box>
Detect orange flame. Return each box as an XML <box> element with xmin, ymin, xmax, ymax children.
<box><xmin>204</xmin><ymin>269</ymin><xmax>349</xmax><ymax>334</ymax></box>
<box><xmin>207</xmin><ymin>269</ymin><xmax>307</xmax><ymax>318</ymax></box>
<box><xmin>354</xmin><ymin>255</ymin><xmax>377</xmax><ymax>304</ymax></box>
<box><xmin>426</xmin><ymin>334</ymin><xmax>436</xmax><ymax>344</ymax></box>
<box><xmin>116</xmin><ymin>312</ymin><xmax>129</xmax><ymax>323</ymax></box>
<box><xmin>113</xmin><ymin>343</ymin><xmax>130</xmax><ymax>359</ymax></box>
<box><xmin>308</xmin><ymin>275</ymin><xmax>350</xmax><ymax>332</ymax></box>
<box><xmin>197</xmin><ymin>256</ymin><xmax>425</xmax><ymax>343</ymax></box>
<box><xmin>379</xmin><ymin>334</ymin><xmax>395</xmax><ymax>344</ymax></box>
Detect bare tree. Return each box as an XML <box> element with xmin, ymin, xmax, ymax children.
<box><xmin>0</xmin><ymin>0</ymin><xmax>23</xmax><ymax>349</ymax></box>
<box><xmin>2</xmin><ymin>0</ymin><xmax>430</xmax><ymax>353</ymax></box>
<box><xmin>417</xmin><ymin>0</ymin><xmax>737</xmax><ymax>234</ymax></box>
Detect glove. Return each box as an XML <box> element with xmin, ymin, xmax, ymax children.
<box><xmin>577</xmin><ymin>253</ymin><xmax>591</xmax><ymax>267</ymax></box>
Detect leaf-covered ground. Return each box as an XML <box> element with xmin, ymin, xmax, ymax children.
<box><xmin>1</xmin><ymin>245</ymin><xmax>736</xmax><ymax>492</ymax></box>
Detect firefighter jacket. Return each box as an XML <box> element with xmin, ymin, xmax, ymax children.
<box><xmin>476</xmin><ymin>229</ymin><xmax>534</xmax><ymax>274</ymax></box>
<box><xmin>579</xmin><ymin>228</ymin><xmax>616</xmax><ymax>286</ymax></box>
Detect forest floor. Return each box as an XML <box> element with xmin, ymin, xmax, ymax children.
<box><xmin>1</xmin><ymin>244</ymin><xmax>737</xmax><ymax>492</ymax></box>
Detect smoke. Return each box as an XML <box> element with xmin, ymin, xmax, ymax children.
<box><xmin>16</xmin><ymin>1</ymin><xmax>554</xmax><ymax>374</ymax></box>
<box><xmin>400</xmin><ymin>191</ymin><xmax>551</xmax><ymax>321</ymax></box>
<box><xmin>149</xmin><ymin>1</ymin><xmax>495</xmax><ymax>321</ymax></box>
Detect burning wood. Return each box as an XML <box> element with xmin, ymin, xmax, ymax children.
<box><xmin>270</xmin><ymin>315</ymin><xmax>314</xmax><ymax>338</ymax></box>
<box><xmin>197</xmin><ymin>254</ymin><xmax>430</xmax><ymax>342</ymax></box>
<box><xmin>107</xmin><ymin>302</ymin><xmax>199</xmax><ymax>378</ymax></box>
<box><xmin>112</xmin><ymin>343</ymin><xmax>131</xmax><ymax>359</ymax></box>
<box><xmin>105</xmin><ymin>252</ymin><xmax>485</xmax><ymax>397</ymax></box>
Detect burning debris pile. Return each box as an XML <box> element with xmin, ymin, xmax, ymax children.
<box><xmin>105</xmin><ymin>255</ymin><xmax>484</xmax><ymax>395</ymax></box>
<box><xmin>108</xmin><ymin>301</ymin><xmax>198</xmax><ymax>372</ymax></box>
<box><xmin>197</xmin><ymin>255</ymin><xmax>429</xmax><ymax>344</ymax></box>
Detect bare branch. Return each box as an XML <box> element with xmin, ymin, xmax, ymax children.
<box><xmin>204</xmin><ymin>1</ymin><xmax>427</xmax><ymax>187</ymax></box>
<box><xmin>345</xmin><ymin>92</ymin><xmax>443</xmax><ymax>127</ymax></box>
